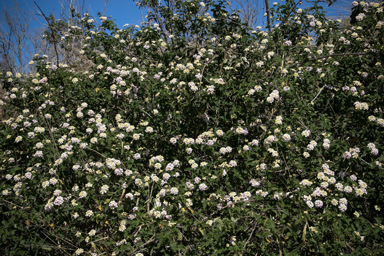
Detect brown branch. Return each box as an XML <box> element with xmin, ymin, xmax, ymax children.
<box><xmin>34</xmin><ymin>1</ymin><xmax>60</xmax><ymax>65</ymax></box>
<box><xmin>0</xmin><ymin>95</ymin><xmax>24</xmax><ymax>110</ymax></box>
<box><xmin>244</xmin><ymin>222</ymin><xmax>258</xmax><ymax>249</ymax></box>
<box><xmin>308</xmin><ymin>51</ymin><xmax>374</xmax><ymax>62</ymax></box>
<box><xmin>291</xmin><ymin>51</ymin><xmax>376</xmax><ymax>68</ymax></box>
<box><xmin>265</xmin><ymin>0</ymin><xmax>272</xmax><ymax>33</ymax></box>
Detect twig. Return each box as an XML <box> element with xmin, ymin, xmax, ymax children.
<box><xmin>244</xmin><ymin>222</ymin><xmax>258</xmax><ymax>249</ymax></box>
<box><xmin>310</xmin><ymin>85</ymin><xmax>325</xmax><ymax>105</ymax></box>
<box><xmin>40</xmin><ymin>230</ymin><xmax>71</xmax><ymax>256</ymax></box>
<box><xmin>309</xmin><ymin>52</ymin><xmax>374</xmax><ymax>62</ymax></box>
<box><xmin>133</xmin><ymin>224</ymin><xmax>144</xmax><ymax>237</ymax></box>
<box><xmin>200</xmin><ymin>54</ymin><xmax>218</xmax><ymax>83</ymax></box>
<box><xmin>41</xmin><ymin>111</ymin><xmax>60</xmax><ymax>158</ymax></box>
<box><xmin>359</xmin><ymin>157</ymin><xmax>374</xmax><ymax>167</ymax></box>
<box><xmin>264</xmin><ymin>0</ymin><xmax>272</xmax><ymax>33</ymax></box>
<box><xmin>0</xmin><ymin>95</ymin><xmax>24</xmax><ymax>110</ymax></box>
<box><xmin>34</xmin><ymin>1</ymin><xmax>60</xmax><ymax>65</ymax></box>
<box><xmin>292</xmin><ymin>51</ymin><xmax>375</xmax><ymax>69</ymax></box>
<box><xmin>85</xmin><ymin>147</ymin><xmax>107</xmax><ymax>158</ymax></box>
<box><xmin>92</xmin><ymin>236</ymin><xmax>109</xmax><ymax>243</ymax></box>
<box><xmin>2</xmin><ymin>199</ymin><xmax>23</xmax><ymax>208</ymax></box>
<box><xmin>139</xmin><ymin>233</ymin><xmax>156</xmax><ymax>248</ymax></box>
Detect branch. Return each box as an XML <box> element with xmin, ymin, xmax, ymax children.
<box><xmin>310</xmin><ymin>85</ymin><xmax>325</xmax><ymax>104</ymax></box>
<box><xmin>244</xmin><ymin>222</ymin><xmax>258</xmax><ymax>249</ymax></box>
<box><xmin>34</xmin><ymin>1</ymin><xmax>60</xmax><ymax>65</ymax></box>
<box><xmin>264</xmin><ymin>0</ymin><xmax>272</xmax><ymax>33</ymax></box>
<box><xmin>291</xmin><ymin>51</ymin><xmax>376</xmax><ymax>68</ymax></box>
<box><xmin>0</xmin><ymin>95</ymin><xmax>24</xmax><ymax>110</ymax></box>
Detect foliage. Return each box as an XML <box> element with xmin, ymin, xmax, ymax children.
<box><xmin>1</xmin><ymin>0</ymin><xmax>384</xmax><ymax>255</ymax></box>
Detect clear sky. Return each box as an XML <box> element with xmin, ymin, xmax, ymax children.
<box><xmin>1</xmin><ymin>0</ymin><xmax>354</xmax><ymax>31</ymax></box>
<box><xmin>0</xmin><ymin>0</ymin><xmax>355</xmax><ymax>72</ymax></box>
<box><xmin>1</xmin><ymin>0</ymin><xmax>145</xmax><ymax>30</ymax></box>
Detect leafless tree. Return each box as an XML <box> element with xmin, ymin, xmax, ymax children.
<box><xmin>0</xmin><ymin>0</ymin><xmax>37</xmax><ymax>74</ymax></box>
<box><xmin>229</xmin><ymin>0</ymin><xmax>262</xmax><ymax>29</ymax></box>
<box><xmin>33</xmin><ymin>0</ymin><xmax>96</xmax><ymax>71</ymax></box>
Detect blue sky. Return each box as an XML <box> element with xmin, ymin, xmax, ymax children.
<box><xmin>1</xmin><ymin>0</ymin><xmax>145</xmax><ymax>29</ymax></box>
<box><xmin>0</xmin><ymin>0</ymin><xmax>355</xmax><ymax>72</ymax></box>
<box><xmin>1</xmin><ymin>0</ymin><xmax>354</xmax><ymax>31</ymax></box>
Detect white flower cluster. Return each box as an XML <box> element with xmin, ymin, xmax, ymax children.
<box><xmin>267</xmin><ymin>90</ymin><xmax>279</xmax><ymax>103</ymax></box>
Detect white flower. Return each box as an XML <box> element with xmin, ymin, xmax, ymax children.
<box><xmin>282</xmin><ymin>134</ymin><xmax>291</xmax><ymax>141</ymax></box>
<box><xmin>109</xmin><ymin>200</ymin><xmax>118</xmax><ymax>209</ymax></box>
<box><xmin>54</xmin><ymin>196</ymin><xmax>64</xmax><ymax>206</ymax></box>
<box><xmin>306</xmin><ymin>201</ymin><xmax>314</xmax><ymax>208</ymax></box>
<box><xmin>229</xmin><ymin>160</ymin><xmax>237</xmax><ymax>167</ymax></box>
<box><xmin>343</xmin><ymin>151</ymin><xmax>352</xmax><ymax>159</ymax></box>
<box><xmin>371</xmin><ymin>148</ymin><xmax>379</xmax><ymax>155</ymax></box>
<box><xmin>307</xmin><ymin>144</ymin><xmax>315</xmax><ymax>151</ymax></box>
<box><xmin>100</xmin><ymin>185</ymin><xmax>109</xmax><ymax>194</ymax></box>
<box><xmin>339</xmin><ymin>198</ymin><xmax>348</xmax><ymax>205</ymax></box>
<box><xmin>75</xmin><ymin>249</ymin><xmax>84</xmax><ymax>255</ymax></box>
<box><xmin>302</xmin><ymin>129</ymin><xmax>311</xmax><ymax>137</ymax></box>
<box><xmin>170</xmin><ymin>187</ymin><xmax>179</xmax><ymax>195</ymax></box>
<box><xmin>199</xmin><ymin>183</ymin><xmax>207</xmax><ymax>191</ymax></box>
<box><xmin>344</xmin><ymin>186</ymin><xmax>353</xmax><ymax>193</ymax></box>
<box><xmin>79</xmin><ymin>191</ymin><xmax>87</xmax><ymax>198</ymax></box>
<box><xmin>315</xmin><ymin>200</ymin><xmax>323</xmax><ymax>208</ymax></box>
<box><xmin>339</xmin><ymin>204</ymin><xmax>347</xmax><ymax>212</ymax></box>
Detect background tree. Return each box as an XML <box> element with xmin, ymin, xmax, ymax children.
<box><xmin>0</xmin><ymin>0</ymin><xmax>36</xmax><ymax>74</ymax></box>
<box><xmin>229</xmin><ymin>0</ymin><xmax>261</xmax><ymax>28</ymax></box>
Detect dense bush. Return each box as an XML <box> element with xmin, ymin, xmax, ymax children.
<box><xmin>1</xmin><ymin>0</ymin><xmax>384</xmax><ymax>255</ymax></box>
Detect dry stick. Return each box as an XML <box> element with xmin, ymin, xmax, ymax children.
<box><xmin>2</xmin><ymin>199</ymin><xmax>23</xmax><ymax>208</ymax></box>
<box><xmin>291</xmin><ymin>51</ymin><xmax>375</xmax><ymax>69</ymax></box>
<box><xmin>139</xmin><ymin>233</ymin><xmax>156</xmax><ymax>248</ymax></box>
<box><xmin>276</xmin><ymin>207</ymin><xmax>298</xmax><ymax>221</ymax></box>
<box><xmin>85</xmin><ymin>147</ymin><xmax>107</xmax><ymax>159</ymax></box>
<box><xmin>309</xmin><ymin>51</ymin><xmax>375</xmax><ymax>62</ymax></box>
<box><xmin>200</xmin><ymin>54</ymin><xmax>218</xmax><ymax>82</ymax></box>
<box><xmin>310</xmin><ymin>85</ymin><xmax>325</xmax><ymax>105</ymax></box>
<box><xmin>41</xmin><ymin>111</ymin><xmax>60</xmax><ymax>158</ymax></box>
<box><xmin>0</xmin><ymin>95</ymin><xmax>24</xmax><ymax>110</ymax></box>
<box><xmin>133</xmin><ymin>224</ymin><xmax>144</xmax><ymax>237</ymax></box>
<box><xmin>243</xmin><ymin>222</ymin><xmax>258</xmax><ymax>249</ymax></box>
<box><xmin>117</xmin><ymin>189</ymin><xmax>126</xmax><ymax>210</ymax></box>
<box><xmin>359</xmin><ymin>157</ymin><xmax>374</xmax><ymax>167</ymax></box>
<box><xmin>34</xmin><ymin>1</ymin><xmax>60</xmax><ymax>65</ymax></box>
<box><xmin>147</xmin><ymin>182</ymin><xmax>155</xmax><ymax>212</ymax></box>
<box><xmin>40</xmin><ymin>230</ymin><xmax>71</xmax><ymax>256</ymax></box>
<box><xmin>92</xmin><ymin>236</ymin><xmax>109</xmax><ymax>243</ymax></box>
<box><xmin>42</xmin><ymin>227</ymin><xmax>77</xmax><ymax>252</ymax></box>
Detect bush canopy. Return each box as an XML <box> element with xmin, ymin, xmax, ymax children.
<box><xmin>1</xmin><ymin>0</ymin><xmax>384</xmax><ymax>255</ymax></box>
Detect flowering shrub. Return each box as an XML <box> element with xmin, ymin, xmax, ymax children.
<box><xmin>1</xmin><ymin>0</ymin><xmax>384</xmax><ymax>255</ymax></box>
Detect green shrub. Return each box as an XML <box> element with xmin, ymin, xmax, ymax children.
<box><xmin>1</xmin><ymin>0</ymin><xmax>383</xmax><ymax>255</ymax></box>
